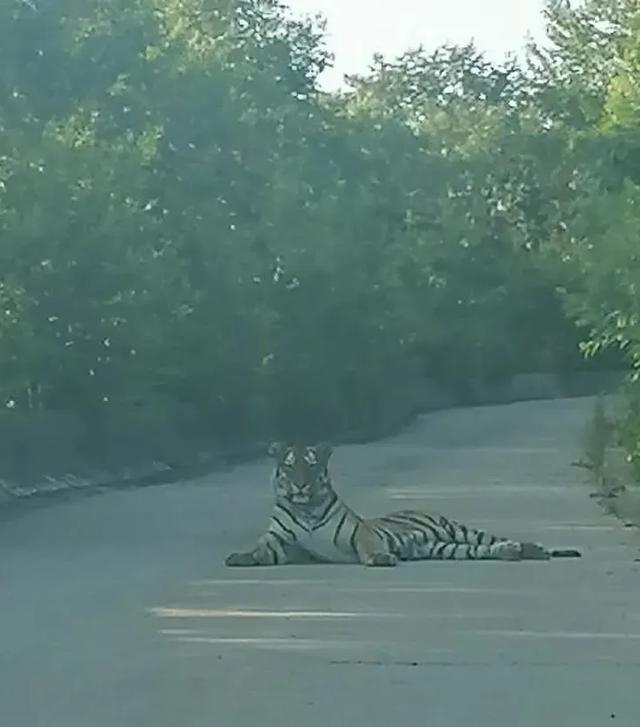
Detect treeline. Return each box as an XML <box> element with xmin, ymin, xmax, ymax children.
<box><xmin>0</xmin><ymin>0</ymin><xmax>636</xmax><ymax>447</ymax></box>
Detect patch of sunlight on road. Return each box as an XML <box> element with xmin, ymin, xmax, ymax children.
<box><xmin>148</xmin><ymin>607</ymin><xmax>398</xmax><ymax>619</ymax></box>
<box><xmin>188</xmin><ymin>584</ymin><xmax>544</xmax><ymax>599</ymax></box>
<box><xmin>330</xmin><ymin>586</ymin><xmax>540</xmax><ymax>596</ymax></box>
<box><xmin>191</xmin><ymin>579</ymin><xmax>335</xmax><ymax>586</ymax></box>
<box><xmin>167</xmin><ymin>636</ymin><xmax>372</xmax><ymax>650</ymax></box>
<box><xmin>477</xmin><ymin>630</ymin><xmax>640</xmax><ymax>640</ymax></box>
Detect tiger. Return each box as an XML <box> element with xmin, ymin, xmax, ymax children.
<box><xmin>225</xmin><ymin>442</ymin><xmax>582</xmax><ymax>568</ymax></box>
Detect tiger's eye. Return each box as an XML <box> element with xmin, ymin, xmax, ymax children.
<box><xmin>304</xmin><ymin>448</ymin><xmax>317</xmax><ymax>465</ymax></box>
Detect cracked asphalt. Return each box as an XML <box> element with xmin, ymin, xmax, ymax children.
<box><xmin>2</xmin><ymin>397</ymin><xmax>639</xmax><ymax>726</ymax></box>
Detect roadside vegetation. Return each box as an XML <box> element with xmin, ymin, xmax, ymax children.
<box><xmin>1</xmin><ymin>0</ymin><xmax>639</xmax><ymax>467</ymax></box>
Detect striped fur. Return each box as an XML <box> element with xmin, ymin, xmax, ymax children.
<box><xmin>225</xmin><ymin>443</ymin><xmax>582</xmax><ymax>568</ymax></box>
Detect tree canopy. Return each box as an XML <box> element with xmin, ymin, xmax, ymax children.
<box><xmin>0</xmin><ymin>0</ymin><xmax>636</xmax><ymax>451</ymax></box>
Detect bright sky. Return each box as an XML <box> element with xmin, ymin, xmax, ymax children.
<box><xmin>285</xmin><ymin>0</ymin><xmax>549</xmax><ymax>89</ymax></box>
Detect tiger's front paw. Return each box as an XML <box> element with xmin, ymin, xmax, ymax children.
<box><xmin>365</xmin><ymin>552</ymin><xmax>398</xmax><ymax>567</ymax></box>
<box><xmin>225</xmin><ymin>551</ymin><xmax>258</xmax><ymax>567</ymax></box>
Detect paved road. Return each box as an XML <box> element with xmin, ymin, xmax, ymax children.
<box><xmin>2</xmin><ymin>397</ymin><xmax>640</xmax><ymax>727</ymax></box>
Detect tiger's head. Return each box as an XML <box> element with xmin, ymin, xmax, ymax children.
<box><xmin>268</xmin><ymin>442</ymin><xmax>335</xmax><ymax>508</ymax></box>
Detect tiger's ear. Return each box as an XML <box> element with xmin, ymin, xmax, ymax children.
<box><xmin>268</xmin><ymin>441</ymin><xmax>286</xmax><ymax>459</ymax></box>
<box><xmin>315</xmin><ymin>443</ymin><xmax>333</xmax><ymax>465</ymax></box>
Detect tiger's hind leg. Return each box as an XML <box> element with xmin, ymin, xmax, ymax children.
<box><xmin>353</xmin><ymin>524</ymin><xmax>398</xmax><ymax>567</ymax></box>
<box><xmin>519</xmin><ymin>542</ymin><xmax>551</xmax><ymax>560</ymax></box>
<box><xmin>385</xmin><ymin>511</ymin><xmax>509</xmax><ymax>549</ymax></box>
<box><xmin>425</xmin><ymin>517</ymin><xmax>552</xmax><ymax>560</ymax></box>
<box><xmin>409</xmin><ymin>539</ymin><xmax>548</xmax><ymax>561</ymax></box>
<box><xmin>378</xmin><ymin>513</ymin><xmax>555</xmax><ymax>562</ymax></box>
<box><xmin>477</xmin><ymin>541</ymin><xmax>551</xmax><ymax>561</ymax></box>
<box><xmin>437</xmin><ymin>518</ymin><xmax>553</xmax><ymax>560</ymax></box>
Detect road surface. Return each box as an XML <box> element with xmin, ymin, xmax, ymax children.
<box><xmin>2</xmin><ymin>397</ymin><xmax>640</xmax><ymax>726</ymax></box>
